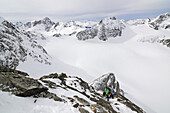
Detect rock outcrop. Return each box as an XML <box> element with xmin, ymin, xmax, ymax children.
<box><xmin>76</xmin><ymin>27</ymin><xmax>98</xmax><ymax>40</ymax></box>
<box><xmin>90</xmin><ymin>73</ymin><xmax>124</xmax><ymax>95</ymax></box>
<box><xmin>21</xmin><ymin>17</ymin><xmax>55</xmax><ymax>32</ymax></box>
<box><xmin>98</xmin><ymin>17</ymin><xmax>125</xmax><ymax>41</ymax></box>
<box><xmin>159</xmin><ymin>39</ymin><xmax>170</xmax><ymax>47</ymax></box>
<box><xmin>76</xmin><ymin>17</ymin><xmax>126</xmax><ymax>41</ymax></box>
<box><xmin>148</xmin><ymin>13</ymin><xmax>170</xmax><ymax>30</ymax></box>
<box><xmin>0</xmin><ymin>17</ymin><xmax>51</xmax><ymax>69</ymax></box>
<box><xmin>39</xmin><ymin>72</ymin><xmax>144</xmax><ymax>113</ymax></box>
<box><xmin>0</xmin><ymin>19</ymin><xmax>27</xmax><ymax>68</ymax></box>
<box><xmin>0</xmin><ymin>67</ymin><xmax>145</xmax><ymax>113</ymax></box>
<box><xmin>0</xmin><ymin>66</ymin><xmax>48</xmax><ymax>97</ymax></box>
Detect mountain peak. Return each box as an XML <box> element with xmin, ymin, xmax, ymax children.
<box><xmin>42</xmin><ymin>17</ymin><xmax>52</xmax><ymax>22</ymax></box>
<box><xmin>156</xmin><ymin>13</ymin><xmax>170</xmax><ymax>20</ymax></box>
<box><xmin>148</xmin><ymin>13</ymin><xmax>170</xmax><ymax>30</ymax></box>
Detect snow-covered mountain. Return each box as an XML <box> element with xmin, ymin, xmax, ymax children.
<box><xmin>76</xmin><ymin>17</ymin><xmax>131</xmax><ymax>41</ymax></box>
<box><xmin>0</xmin><ymin>13</ymin><xmax>170</xmax><ymax>113</ymax></box>
<box><xmin>16</xmin><ymin>17</ymin><xmax>55</xmax><ymax>32</ymax></box>
<box><xmin>148</xmin><ymin>13</ymin><xmax>170</xmax><ymax>30</ymax></box>
<box><xmin>0</xmin><ymin>17</ymin><xmax>51</xmax><ymax>69</ymax></box>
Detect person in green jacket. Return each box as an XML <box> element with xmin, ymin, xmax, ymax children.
<box><xmin>103</xmin><ymin>87</ymin><xmax>111</xmax><ymax>101</ymax></box>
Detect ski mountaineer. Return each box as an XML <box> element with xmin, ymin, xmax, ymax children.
<box><xmin>103</xmin><ymin>87</ymin><xmax>116</xmax><ymax>101</ymax></box>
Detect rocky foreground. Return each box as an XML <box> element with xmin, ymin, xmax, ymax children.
<box><xmin>0</xmin><ymin>66</ymin><xmax>145</xmax><ymax>113</ymax></box>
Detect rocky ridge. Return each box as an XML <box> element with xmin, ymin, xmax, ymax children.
<box><xmin>0</xmin><ymin>66</ymin><xmax>145</xmax><ymax>113</ymax></box>
<box><xmin>148</xmin><ymin>13</ymin><xmax>170</xmax><ymax>30</ymax></box>
<box><xmin>90</xmin><ymin>73</ymin><xmax>124</xmax><ymax>95</ymax></box>
<box><xmin>76</xmin><ymin>17</ymin><xmax>126</xmax><ymax>41</ymax></box>
<box><xmin>16</xmin><ymin>17</ymin><xmax>55</xmax><ymax>32</ymax></box>
<box><xmin>0</xmin><ymin>17</ymin><xmax>51</xmax><ymax>69</ymax></box>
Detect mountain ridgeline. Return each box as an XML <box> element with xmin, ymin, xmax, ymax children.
<box><xmin>0</xmin><ymin>17</ymin><xmax>51</xmax><ymax>69</ymax></box>
<box><xmin>1</xmin><ymin>13</ymin><xmax>170</xmax><ymax>68</ymax></box>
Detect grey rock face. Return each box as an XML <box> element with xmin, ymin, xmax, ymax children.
<box><xmin>25</xmin><ymin>17</ymin><xmax>55</xmax><ymax>31</ymax></box>
<box><xmin>76</xmin><ymin>28</ymin><xmax>98</xmax><ymax>40</ymax></box>
<box><xmin>159</xmin><ymin>39</ymin><xmax>170</xmax><ymax>47</ymax></box>
<box><xmin>98</xmin><ymin>17</ymin><xmax>125</xmax><ymax>41</ymax></box>
<box><xmin>0</xmin><ymin>18</ymin><xmax>51</xmax><ymax>69</ymax></box>
<box><xmin>0</xmin><ymin>20</ymin><xmax>27</xmax><ymax>68</ymax></box>
<box><xmin>79</xmin><ymin>108</ymin><xmax>90</xmax><ymax>113</ymax></box>
<box><xmin>90</xmin><ymin>73</ymin><xmax>124</xmax><ymax>95</ymax></box>
<box><xmin>53</xmin><ymin>33</ymin><xmax>61</xmax><ymax>37</ymax></box>
<box><xmin>0</xmin><ymin>68</ymin><xmax>48</xmax><ymax>97</ymax></box>
<box><xmin>149</xmin><ymin>13</ymin><xmax>170</xmax><ymax>30</ymax></box>
<box><xmin>76</xmin><ymin>17</ymin><xmax>126</xmax><ymax>41</ymax></box>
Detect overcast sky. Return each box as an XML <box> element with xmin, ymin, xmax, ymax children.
<box><xmin>0</xmin><ymin>0</ymin><xmax>170</xmax><ymax>22</ymax></box>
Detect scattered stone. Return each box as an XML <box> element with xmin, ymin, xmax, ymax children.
<box><xmin>74</xmin><ymin>95</ymin><xmax>90</xmax><ymax>106</ymax></box>
<box><xmin>40</xmin><ymin>73</ymin><xmax>58</xmax><ymax>80</ymax></box>
<box><xmin>73</xmin><ymin>103</ymin><xmax>79</xmax><ymax>108</ymax></box>
<box><xmin>58</xmin><ymin>73</ymin><xmax>67</xmax><ymax>80</ymax></box>
<box><xmin>53</xmin><ymin>33</ymin><xmax>61</xmax><ymax>37</ymax></box>
<box><xmin>79</xmin><ymin>108</ymin><xmax>90</xmax><ymax>113</ymax></box>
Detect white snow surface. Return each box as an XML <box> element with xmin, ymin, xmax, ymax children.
<box><xmin>3</xmin><ymin>16</ymin><xmax>170</xmax><ymax>113</ymax></box>
<box><xmin>0</xmin><ymin>91</ymin><xmax>78</xmax><ymax>113</ymax></box>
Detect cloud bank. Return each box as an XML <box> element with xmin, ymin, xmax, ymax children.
<box><xmin>0</xmin><ymin>0</ymin><xmax>170</xmax><ymax>22</ymax></box>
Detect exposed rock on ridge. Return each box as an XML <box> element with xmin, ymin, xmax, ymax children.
<box><xmin>0</xmin><ymin>17</ymin><xmax>51</xmax><ymax>69</ymax></box>
<box><xmin>0</xmin><ymin>67</ymin><xmax>145</xmax><ymax>113</ymax></box>
<box><xmin>149</xmin><ymin>13</ymin><xmax>170</xmax><ymax>30</ymax></box>
<box><xmin>76</xmin><ymin>17</ymin><xmax>126</xmax><ymax>41</ymax></box>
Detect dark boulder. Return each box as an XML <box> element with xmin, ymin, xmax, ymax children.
<box><xmin>0</xmin><ymin>71</ymin><xmax>48</xmax><ymax>97</ymax></box>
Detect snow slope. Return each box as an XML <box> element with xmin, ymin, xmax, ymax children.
<box><xmin>0</xmin><ymin>91</ymin><xmax>77</xmax><ymax>113</ymax></box>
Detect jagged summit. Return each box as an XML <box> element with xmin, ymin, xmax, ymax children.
<box><xmin>76</xmin><ymin>16</ymin><xmax>126</xmax><ymax>41</ymax></box>
<box><xmin>90</xmin><ymin>73</ymin><xmax>124</xmax><ymax>95</ymax></box>
<box><xmin>149</xmin><ymin>13</ymin><xmax>170</xmax><ymax>30</ymax></box>
<box><xmin>17</xmin><ymin>17</ymin><xmax>55</xmax><ymax>32</ymax></box>
<box><xmin>42</xmin><ymin>17</ymin><xmax>52</xmax><ymax>22</ymax></box>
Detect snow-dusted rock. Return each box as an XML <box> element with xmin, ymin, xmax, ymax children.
<box><xmin>148</xmin><ymin>13</ymin><xmax>170</xmax><ymax>30</ymax></box>
<box><xmin>159</xmin><ymin>39</ymin><xmax>170</xmax><ymax>47</ymax></box>
<box><xmin>0</xmin><ymin>67</ymin><xmax>48</xmax><ymax>97</ymax></box>
<box><xmin>0</xmin><ymin>17</ymin><xmax>51</xmax><ymax>69</ymax></box>
<box><xmin>90</xmin><ymin>73</ymin><xmax>124</xmax><ymax>95</ymax></box>
<box><xmin>50</xmin><ymin>21</ymin><xmax>86</xmax><ymax>36</ymax></box>
<box><xmin>0</xmin><ymin>17</ymin><xmax>5</xmax><ymax>24</ymax></box>
<box><xmin>29</xmin><ymin>17</ymin><xmax>54</xmax><ymax>31</ymax></box>
<box><xmin>76</xmin><ymin>28</ymin><xmax>98</xmax><ymax>40</ymax></box>
<box><xmin>76</xmin><ymin>17</ymin><xmax>126</xmax><ymax>41</ymax></box>
<box><xmin>0</xmin><ymin>67</ymin><xmax>145</xmax><ymax>113</ymax></box>
<box><xmin>98</xmin><ymin>17</ymin><xmax>126</xmax><ymax>41</ymax></box>
<box><xmin>16</xmin><ymin>17</ymin><xmax>55</xmax><ymax>32</ymax></box>
<box><xmin>127</xmin><ymin>19</ymin><xmax>146</xmax><ymax>25</ymax></box>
